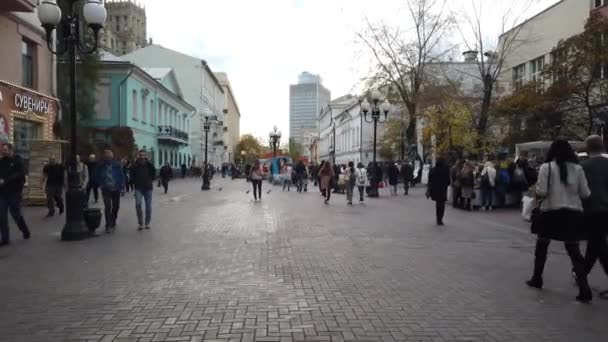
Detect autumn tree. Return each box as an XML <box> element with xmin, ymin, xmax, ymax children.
<box><xmin>287</xmin><ymin>138</ymin><xmax>304</xmax><ymax>161</ymax></box>
<box><xmin>543</xmin><ymin>13</ymin><xmax>608</xmax><ymax>136</ymax></box>
<box><xmin>378</xmin><ymin>118</ymin><xmax>405</xmax><ymax>160</ymax></box>
<box><xmin>454</xmin><ymin>0</ymin><xmax>536</xmax><ymax>147</ymax></box>
<box><xmin>422</xmin><ymin>101</ymin><xmax>480</xmax><ymax>157</ymax></box>
<box><xmin>235</xmin><ymin>134</ymin><xmax>265</xmax><ymax>164</ymax></box>
<box><xmin>357</xmin><ymin>0</ymin><xmax>453</xmax><ymax>149</ymax></box>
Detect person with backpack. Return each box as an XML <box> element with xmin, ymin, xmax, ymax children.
<box><xmin>344</xmin><ymin>161</ymin><xmax>356</xmax><ymax>205</ymax></box>
<box><xmin>480</xmin><ymin>161</ymin><xmax>497</xmax><ymax>211</ymax></box>
<box><xmin>355</xmin><ymin>162</ymin><xmax>368</xmax><ymax>203</ymax></box>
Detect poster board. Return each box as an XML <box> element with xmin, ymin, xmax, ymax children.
<box><xmin>23</xmin><ymin>140</ymin><xmax>63</xmax><ymax>206</ymax></box>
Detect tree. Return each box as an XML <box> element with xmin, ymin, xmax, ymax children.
<box><xmin>357</xmin><ymin>0</ymin><xmax>453</xmax><ymax>147</ymax></box>
<box><xmin>235</xmin><ymin>134</ymin><xmax>264</xmax><ymax>164</ymax></box>
<box><xmin>543</xmin><ymin>13</ymin><xmax>608</xmax><ymax>136</ymax></box>
<box><xmin>287</xmin><ymin>138</ymin><xmax>304</xmax><ymax>161</ymax></box>
<box><xmin>56</xmin><ymin>0</ymin><xmax>102</xmax><ymax>140</ymax></box>
<box><xmin>454</xmin><ymin>0</ymin><xmax>535</xmax><ymax>148</ymax></box>
<box><xmin>422</xmin><ymin>100</ymin><xmax>481</xmax><ymax>157</ymax></box>
<box><xmin>378</xmin><ymin>118</ymin><xmax>404</xmax><ymax>160</ymax></box>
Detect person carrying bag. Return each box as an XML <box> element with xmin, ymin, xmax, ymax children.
<box><xmin>526</xmin><ymin>140</ymin><xmax>592</xmax><ymax>303</ymax></box>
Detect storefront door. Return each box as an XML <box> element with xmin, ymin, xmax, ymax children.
<box><xmin>13</xmin><ymin>118</ymin><xmax>42</xmax><ymax>173</ymax></box>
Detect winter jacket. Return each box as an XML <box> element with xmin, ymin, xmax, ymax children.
<box><xmin>480</xmin><ymin>162</ymin><xmax>497</xmax><ymax>188</ymax></box>
<box><xmin>130</xmin><ymin>159</ymin><xmax>156</xmax><ymax>191</ymax></box>
<box><xmin>0</xmin><ymin>155</ymin><xmax>26</xmax><ymax>195</ymax></box>
<box><xmin>97</xmin><ymin>160</ymin><xmax>125</xmax><ymax>192</ymax></box>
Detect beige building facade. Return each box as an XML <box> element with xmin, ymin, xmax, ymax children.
<box><xmin>215</xmin><ymin>72</ymin><xmax>241</xmax><ymax>163</ymax></box>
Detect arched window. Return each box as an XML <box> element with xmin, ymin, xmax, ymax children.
<box><xmin>132</xmin><ymin>90</ymin><xmax>138</xmax><ymax>119</ymax></box>
<box><xmin>141</xmin><ymin>93</ymin><xmax>147</xmax><ymax>123</ymax></box>
<box><xmin>150</xmin><ymin>99</ymin><xmax>154</xmax><ymax>125</ymax></box>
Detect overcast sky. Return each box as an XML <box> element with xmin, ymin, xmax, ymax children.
<box><xmin>136</xmin><ymin>0</ymin><xmax>560</xmax><ymax>141</ymax></box>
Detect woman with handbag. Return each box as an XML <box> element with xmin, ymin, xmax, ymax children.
<box><xmin>526</xmin><ymin>139</ymin><xmax>593</xmax><ymax>303</ymax></box>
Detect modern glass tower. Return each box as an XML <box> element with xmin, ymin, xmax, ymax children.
<box><xmin>289</xmin><ymin>72</ymin><xmax>330</xmax><ymax>148</ymax></box>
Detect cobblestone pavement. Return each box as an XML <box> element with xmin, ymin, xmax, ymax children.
<box><xmin>0</xmin><ymin>178</ymin><xmax>607</xmax><ymax>342</ymax></box>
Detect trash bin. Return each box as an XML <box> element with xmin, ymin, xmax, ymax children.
<box><xmin>83</xmin><ymin>208</ymin><xmax>102</xmax><ymax>233</ymax></box>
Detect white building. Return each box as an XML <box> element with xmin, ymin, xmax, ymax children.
<box><xmin>498</xmin><ymin>0</ymin><xmax>594</xmax><ymax>96</ymax></box>
<box><xmin>289</xmin><ymin>72</ymin><xmax>330</xmax><ymax>151</ymax></box>
<box><xmin>122</xmin><ymin>44</ymin><xmax>227</xmax><ymax>166</ymax></box>
<box><xmin>318</xmin><ymin>95</ymin><xmax>377</xmax><ymax>166</ymax></box>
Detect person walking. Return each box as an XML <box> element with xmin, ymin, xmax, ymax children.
<box><xmin>85</xmin><ymin>154</ymin><xmax>99</xmax><ymax>203</ymax></box>
<box><xmin>282</xmin><ymin>162</ymin><xmax>293</xmax><ymax>192</ymax></box>
<box><xmin>130</xmin><ymin>150</ymin><xmax>156</xmax><ymax>230</ymax></box>
<box><xmin>401</xmin><ymin>161</ymin><xmax>414</xmax><ymax>195</ymax></box>
<box><xmin>581</xmin><ymin>135</ymin><xmax>608</xmax><ymax>280</ymax></box>
<box><xmin>345</xmin><ymin>162</ymin><xmax>356</xmax><ymax>205</ymax></box>
<box><xmin>458</xmin><ymin>161</ymin><xmax>475</xmax><ymax>211</ymax></box>
<box><xmin>181</xmin><ymin>163</ymin><xmax>187</xmax><ymax>179</ymax></box>
<box><xmin>159</xmin><ymin>162</ymin><xmax>173</xmax><ymax>194</ymax></box>
<box><xmin>451</xmin><ymin>160</ymin><xmax>464</xmax><ymax>208</ymax></box>
<box><xmin>0</xmin><ymin>144</ymin><xmax>31</xmax><ymax>246</ymax></box>
<box><xmin>526</xmin><ymin>139</ymin><xmax>592</xmax><ymax>303</ymax></box>
<box><xmin>319</xmin><ymin>161</ymin><xmax>335</xmax><ymax>204</ymax></box>
<box><xmin>97</xmin><ymin>149</ymin><xmax>125</xmax><ymax>233</ymax></box>
<box><xmin>480</xmin><ymin>161</ymin><xmax>497</xmax><ymax>211</ymax></box>
<box><xmin>42</xmin><ymin>156</ymin><xmax>65</xmax><ymax>217</ymax></box>
<box><xmin>355</xmin><ymin>162</ymin><xmax>368</xmax><ymax>203</ymax></box>
<box><xmin>427</xmin><ymin>158</ymin><xmax>451</xmax><ymax>226</ymax></box>
<box><xmin>388</xmin><ymin>162</ymin><xmax>400</xmax><ymax>196</ymax></box>
<box><xmin>75</xmin><ymin>155</ymin><xmax>89</xmax><ymax>191</ymax></box>
<box><xmin>249</xmin><ymin>160</ymin><xmax>264</xmax><ymax>201</ymax></box>
<box><xmin>295</xmin><ymin>160</ymin><xmax>306</xmax><ymax>193</ymax></box>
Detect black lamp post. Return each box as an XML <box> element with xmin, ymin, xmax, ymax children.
<box><xmin>38</xmin><ymin>0</ymin><xmax>106</xmax><ymax>240</ymax></box>
<box><xmin>361</xmin><ymin>90</ymin><xmax>391</xmax><ymax>198</ymax></box>
<box><xmin>201</xmin><ymin>116</ymin><xmax>215</xmax><ymax>190</ymax></box>
<box><xmin>269</xmin><ymin>126</ymin><xmax>282</xmax><ymax>158</ymax></box>
<box><xmin>329</xmin><ymin>111</ymin><xmax>336</xmax><ymax>165</ymax></box>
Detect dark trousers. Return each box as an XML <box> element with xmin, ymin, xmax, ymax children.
<box><xmin>358</xmin><ymin>186</ymin><xmax>365</xmax><ymax>201</ymax></box>
<box><xmin>45</xmin><ymin>184</ymin><xmax>64</xmax><ymax>214</ymax></box>
<box><xmin>452</xmin><ymin>186</ymin><xmax>462</xmax><ymax>208</ymax></box>
<box><xmin>86</xmin><ymin>182</ymin><xmax>99</xmax><ymax>202</ymax></box>
<box><xmin>161</xmin><ymin>179</ymin><xmax>169</xmax><ymax>194</ymax></box>
<box><xmin>435</xmin><ymin>201</ymin><xmax>446</xmax><ymax>224</ymax></box>
<box><xmin>481</xmin><ymin>187</ymin><xmax>494</xmax><ymax>208</ymax></box>
<box><xmin>102</xmin><ymin>190</ymin><xmax>121</xmax><ymax>227</ymax></box>
<box><xmin>251</xmin><ymin>180</ymin><xmax>262</xmax><ymax>200</ymax></box>
<box><xmin>403</xmin><ymin>180</ymin><xmax>410</xmax><ymax>195</ymax></box>
<box><xmin>584</xmin><ymin>213</ymin><xmax>608</xmax><ymax>275</ymax></box>
<box><xmin>531</xmin><ymin>237</ymin><xmax>591</xmax><ymax>296</ymax></box>
<box><xmin>322</xmin><ymin>189</ymin><xmax>331</xmax><ymax>201</ymax></box>
<box><xmin>0</xmin><ymin>192</ymin><xmax>30</xmax><ymax>243</ymax></box>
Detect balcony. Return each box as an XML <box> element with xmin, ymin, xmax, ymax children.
<box><xmin>158</xmin><ymin>125</ymin><xmax>188</xmax><ymax>144</ymax></box>
<box><xmin>0</xmin><ymin>0</ymin><xmax>35</xmax><ymax>12</ymax></box>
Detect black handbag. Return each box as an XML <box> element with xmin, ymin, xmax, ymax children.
<box><xmin>530</xmin><ymin>163</ymin><xmax>551</xmax><ymax>234</ymax></box>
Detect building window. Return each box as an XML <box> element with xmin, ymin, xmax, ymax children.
<box><xmin>513</xmin><ymin>63</ymin><xmax>526</xmax><ymax>90</ymax></box>
<box><xmin>141</xmin><ymin>93</ymin><xmax>147</xmax><ymax>123</ymax></box>
<box><xmin>530</xmin><ymin>56</ymin><xmax>545</xmax><ymax>88</ymax></box>
<box><xmin>132</xmin><ymin>90</ymin><xmax>138</xmax><ymax>120</ymax></box>
<box><xmin>21</xmin><ymin>40</ymin><xmax>35</xmax><ymax>89</ymax></box>
<box><xmin>150</xmin><ymin>99</ymin><xmax>154</xmax><ymax>125</ymax></box>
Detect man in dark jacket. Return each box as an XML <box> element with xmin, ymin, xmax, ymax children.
<box><xmin>97</xmin><ymin>149</ymin><xmax>125</xmax><ymax>233</ymax></box>
<box><xmin>130</xmin><ymin>150</ymin><xmax>156</xmax><ymax>230</ymax></box>
<box><xmin>581</xmin><ymin>135</ymin><xmax>608</xmax><ymax>280</ymax></box>
<box><xmin>427</xmin><ymin>158</ymin><xmax>451</xmax><ymax>226</ymax></box>
<box><xmin>0</xmin><ymin>144</ymin><xmax>31</xmax><ymax>245</ymax></box>
<box><xmin>42</xmin><ymin>156</ymin><xmax>65</xmax><ymax>217</ymax></box>
<box><xmin>159</xmin><ymin>162</ymin><xmax>173</xmax><ymax>194</ymax></box>
<box><xmin>295</xmin><ymin>160</ymin><xmax>306</xmax><ymax>192</ymax></box>
<box><xmin>400</xmin><ymin>161</ymin><xmax>414</xmax><ymax>195</ymax></box>
<box><xmin>85</xmin><ymin>154</ymin><xmax>99</xmax><ymax>203</ymax></box>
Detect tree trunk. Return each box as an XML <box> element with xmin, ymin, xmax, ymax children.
<box><xmin>476</xmin><ymin>75</ymin><xmax>493</xmax><ymax>149</ymax></box>
<box><xmin>406</xmin><ymin>102</ymin><xmax>417</xmax><ymax>146</ymax></box>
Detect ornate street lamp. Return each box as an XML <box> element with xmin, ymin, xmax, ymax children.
<box><xmin>38</xmin><ymin>0</ymin><xmax>106</xmax><ymax>240</ymax></box>
<box><xmin>201</xmin><ymin>116</ymin><xmax>216</xmax><ymax>190</ymax></box>
<box><xmin>269</xmin><ymin>126</ymin><xmax>282</xmax><ymax>158</ymax></box>
<box><xmin>360</xmin><ymin>90</ymin><xmax>391</xmax><ymax>198</ymax></box>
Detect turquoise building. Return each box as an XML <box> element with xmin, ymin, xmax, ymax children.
<box><xmin>91</xmin><ymin>52</ymin><xmax>195</xmax><ymax>169</ymax></box>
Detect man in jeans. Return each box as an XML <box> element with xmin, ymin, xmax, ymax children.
<box><xmin>42</xmin><ymin>156</ymin><xmax>65</xmax><ymax>217</ymax></box>
<box><xmin>130</xmin><ymin>150</ymin><xmax>156</xmax><ymax>230</ymax></box>
<box><xmin>581</xmin><ymin>135</ymin><xmax>608</xmax><ymax>286</ymax></box>
<box><xmin>97</xmin><ymin>149</ymin><xmax>125</xmax><ymax>233</ymax></box>
<box><xmin>0</xmin><ymin>144</ymin><xmax>31</xmax><ymax>246</ymax></box>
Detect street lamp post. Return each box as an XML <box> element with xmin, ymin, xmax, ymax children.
<box><xmin>201</xmin><ymin>116</ymin><xmax>213</xmax><ymax>190</ymax></box>
<box><xmin>329</xmin><ymin>112</ymin><xmax>336</xmax><ymax>165</ymax></box>
<box><xmin>361</xmin><ymin>90</ymin><xmax>391</xmax><ymax>198</ymax></box>
<box><xmin>269</xmin><ymin>126</ymin><xmax>282</xmax><ymax>158</ymax></box>
<box><xmin>38</xmin><ymin>0</ymin><xmax>106</xmax><ymax>240</ymax></box>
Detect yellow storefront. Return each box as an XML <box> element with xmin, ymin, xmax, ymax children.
<box><xmin>0</xmin><ymin>80</ymin><xmax>62</xmax><ymax>204</ymax></box>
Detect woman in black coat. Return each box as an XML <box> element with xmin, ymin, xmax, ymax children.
<box><xmin>427</xmin><ymin>158</ymin><xmax>451</xmax><ymax>226</ymax></box>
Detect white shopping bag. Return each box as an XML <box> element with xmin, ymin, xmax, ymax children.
<box><xmin>522</xmin><ymin>195</ymin><xmax>536</xmax><ymax>222</ymax></box>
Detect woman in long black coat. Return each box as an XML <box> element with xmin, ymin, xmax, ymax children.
<box><xmin>427</xmin><ymin>158</ymin><xmax>451</xmax><ymax>226</ymax></box>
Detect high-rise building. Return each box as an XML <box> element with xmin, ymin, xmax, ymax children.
<box><xmin>101</xmin><ymin>0</ymin><xmax>147</xmax><ymax>56</ymax></box>
<box><xmin>289</xmin><ymin>72</ymin><xmax>330</xmax><ymax>148</ymax></box>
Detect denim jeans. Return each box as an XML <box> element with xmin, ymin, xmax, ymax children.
<box><xmin>0</xmin><ymin>192</ymin><xmax>30</xmax><ymax>243</ymax></box>
<box><xmin>135</xmin><ymin>190</ymin><xmax>152</xmax><ymax>226</ymax></box>
<box><xmin>481</xmin><ymin>187</ymin><xmax>494</xmax><ymax>208</ymax></box>
<box><xmin>101</xmin><ymin>190</ymin><xmax>120</xmax><ymax>227</ymax></box>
